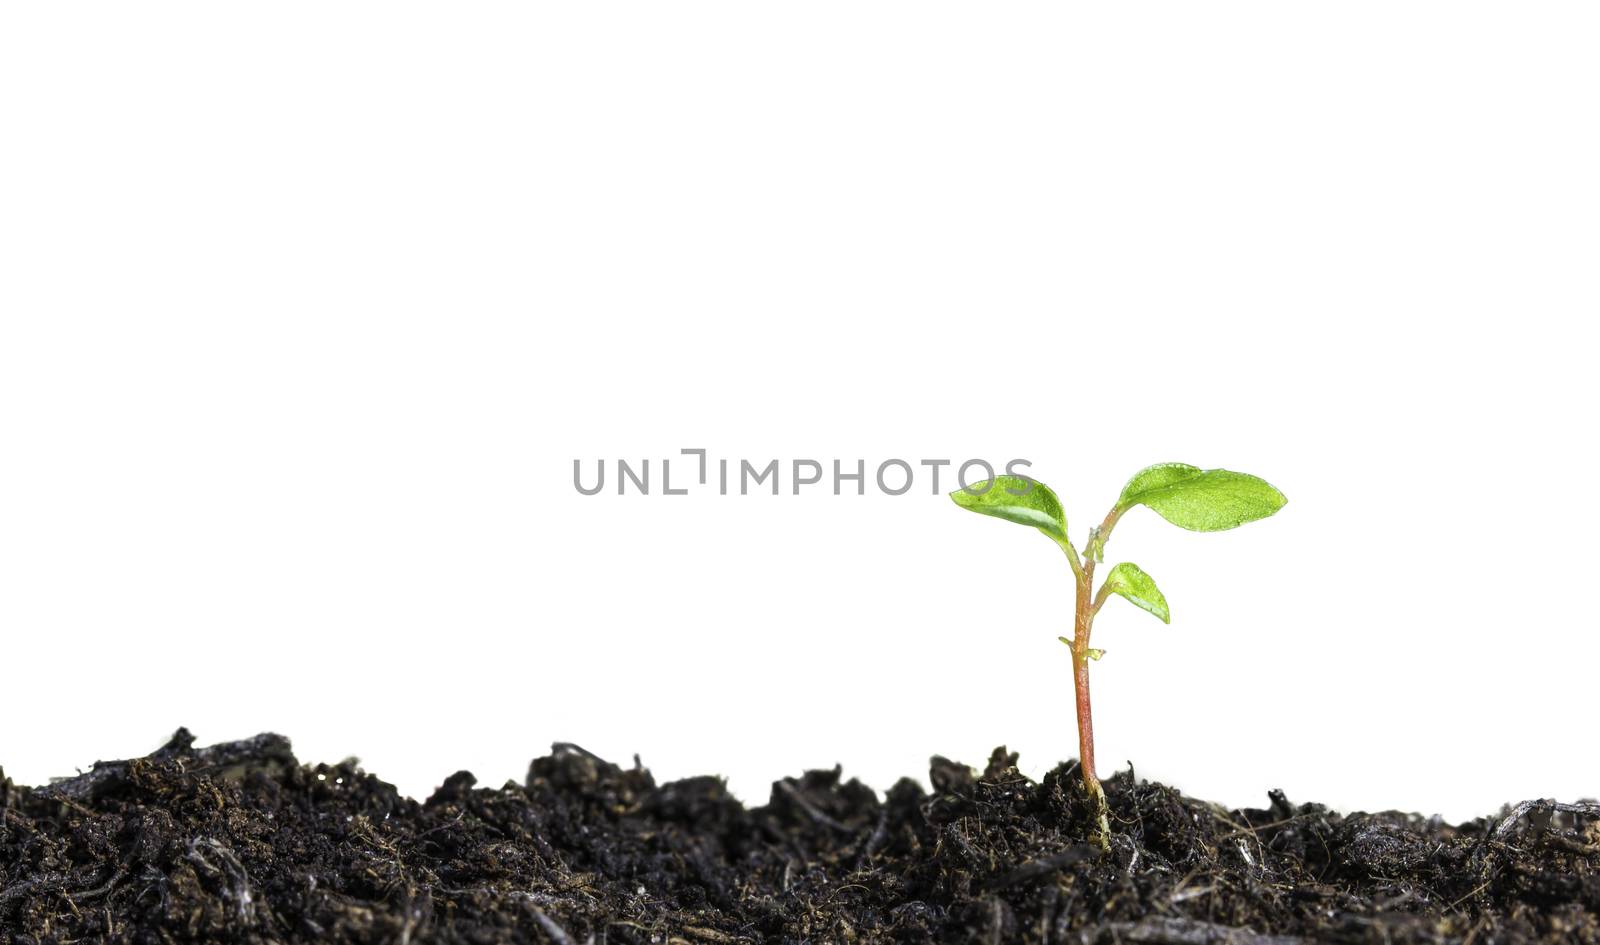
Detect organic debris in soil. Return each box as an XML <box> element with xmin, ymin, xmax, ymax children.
<box><xmin>1</xmin><ymin>731</ymin><xmax>1597</xmax><ymax>943</ymax></box>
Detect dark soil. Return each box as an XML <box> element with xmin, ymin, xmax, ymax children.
<box><xmin>2</xmin><ymin>731</ymin><xmax>1596</xmax><ymax>944</ymax></box>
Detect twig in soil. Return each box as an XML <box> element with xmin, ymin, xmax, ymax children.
<box><xmin>35</xmin><ymin>730</ymin><xmax>294</xmax><ymax>802</ymax></box>
<box><xmin>1217</xmin><ymin>814</ymin><xmax>1307</xmax><ymax>839</ymax></box>
<box><xmin>396</xmin><ymin>884</ymin><xmax>424</xmax><ymax>945</ymax></box>
<box><xmin>184</xmin><ymin>837</ymin><xmax>256</xmax><ymax>925</ymax></box>
<box><xmin>1087</xmin><ymin>917</ymin><xmax>1312</xmax><ymax>945</ymax></box>
<box><xmin>0</xmin><ymin>873</ymin><xmax>64</xmax><ymax>907</ymax></box>
<box><xmin>524</xmin><ymin>902</ymin><xmax>579</xmax><ymax>945</ymax></box>
<box><xmin>855</xmin><ymin>807</ymin><xmax>890</xmax><ymax>865</ymax></box>
<box><xmin>1492</xmin><ymin>798</ymin><xmax>1600</xmax><ymax>840</ymax></box>
<box><xmin>550</xmin><ymin>742</ymin><xmax>614</xmax><ymax>767</ymax></box>
<box><xmin>680</xmin><ymin>925</ymin><xmax>742</xmax><ymax>943</ymax></box>
<box><xmin>986</xmin><ymin>846</ymin><xmax>1100</xmax><ymax>891</ymax></box>
<box><xmin>1197</xmin><ymin>806</ymin><xmax>1269</xmax><ymax>875</ymax></box>
<box><xmin>67</xmin><ymin>867</ymin><xmax>127</xmax><ymax>905</ymax></box>
<box><xmin>775</xmin><ymin>779</ymin><xmax>854</xmax><ymax>835</ymax></box>
<box><xmin>1169</xmin><ymin>885</ymin><xmax>1215</xmax><ymax>905</ymax></box>
<box><xmin>1546</xmin><ymin>834</ymin><xmax>1600</xmax><ymax>856</ymax></box>
<box><xmin>1447</xmin><ymin>879</ymin><xmax>1494</xmax><ymax>911</ymax></box>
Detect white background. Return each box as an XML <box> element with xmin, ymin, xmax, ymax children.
<box><xmin>2</xmin><ymin>4</ymin><xmax>1596</xmax><ymax>822</ymax></box>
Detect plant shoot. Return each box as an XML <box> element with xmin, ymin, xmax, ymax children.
<box><xmin>950</xmin><ymin>463</ymin><xmax>1287</xmax><ymax>846</ymax></box>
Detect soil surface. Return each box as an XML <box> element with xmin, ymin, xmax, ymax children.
<box><xmin>1</xmin><ymin>731</ymin><xmax>1596</xmax><ymax>944</ymax></box>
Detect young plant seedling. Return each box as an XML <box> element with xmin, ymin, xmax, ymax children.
<box><xmin>950</xmin><ymin>463</ymin><xmax>1286</xmax><ymax>848</ymax></box>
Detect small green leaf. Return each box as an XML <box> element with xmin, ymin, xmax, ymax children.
<box><xmin>950</xmin><ymin>476</ymin><xmax>1067</xmax><ymax>542</ymax></box>
<box><xmin>1058</xmin><ymin>637</ymin><xmax>1105</xmax><ymax>660</ymax></box>
<box><xmin>1085</xmin><ymin>525</ymin><xmax>1106</xmax><ymax>564</ymax></box>
<box><xmin>1117</xmin><ymin>463</ymin><xmax>1286</xmax><ymax>532</ymax></box>
<box><xmin>1101</xmin><ymin>562</ymin><xmax>1170</xmax><ymax>623</ymax></box>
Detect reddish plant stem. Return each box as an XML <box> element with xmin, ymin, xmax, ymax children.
<box><xmin>1072</xmin><ymin>557</ymin><xmax>1098</xmax><ymax>791</ymax></box>
<box><xmin>1073</xmin><ymin>505</ymin><xmax>1126</xmax><ymax>847</ymax></box>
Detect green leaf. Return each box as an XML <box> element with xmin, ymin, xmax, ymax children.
<box><xmin>1117</xmin><ymin>463</ymin><xmax>1286</xmax><ymax>532</ymax></box>
<box><xmin>1101</xmin><ymin>562</ymin><xmax>1170</xmax><ymax>623</ymax></box>
<box><xmin>950</xmin><ymin>476</ymin><xmax>1067</xmax><ymax>542</ymax></box>
<box><xmin>1057</xmin><ymin>636</ymin><xmax>1105</xmax><ymax>659</ymax></box>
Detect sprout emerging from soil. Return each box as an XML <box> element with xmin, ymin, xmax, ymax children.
<box><xmin>950</xmin><ymin>463</ymin><xmax>1286</xmax><ymax>847</ymax></box>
